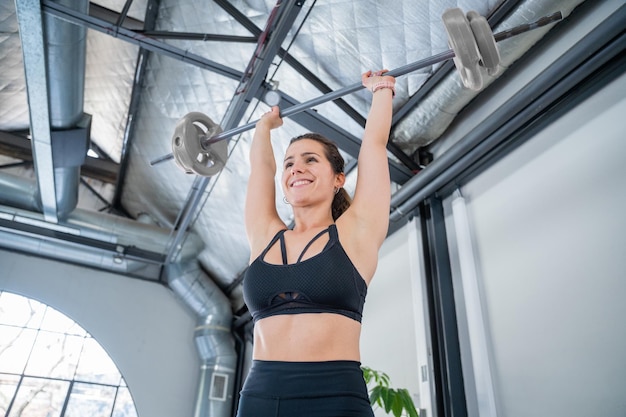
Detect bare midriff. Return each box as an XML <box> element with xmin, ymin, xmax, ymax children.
<box><xmin>252</xmin><ymin>313</ymin><xmax>362</xmax><ymax>362</ymax></box>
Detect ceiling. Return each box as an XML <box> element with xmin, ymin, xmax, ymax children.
<box><xmin>0</xmin><ymin>0</ymin><xmax>585</xmax><ymax>313</ymax></box>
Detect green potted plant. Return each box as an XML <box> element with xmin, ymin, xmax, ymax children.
<box><xmin>362</xmin><ymin>366</ymin><xmax>419</xmax><ymax>417</ymax></box>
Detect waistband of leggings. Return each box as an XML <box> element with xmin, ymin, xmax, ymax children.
<box><xmin>242</xmin><ymin>360</ymin><xmax>369</xmax><ymax>399</ymax></box>
<box><xmin>250</xmin><ymin>359</ymin><xmax>362</xmax><ymax>371</ymax></box>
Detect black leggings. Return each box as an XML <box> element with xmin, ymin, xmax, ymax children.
<box><xmin>236</xmin><ymin>360</ymin><xmax>374</xmax><ymax>417</ymax></box>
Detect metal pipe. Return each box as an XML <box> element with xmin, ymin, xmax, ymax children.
<box><xmin>0</xmin><ymin>228</ymin><xmax>160</xmax><ymax>277</ymax></box>
<box><xmin>0</xmin><ymin>172</ymin><xmax>204</xmax><ymax>261</ymax></box>
<box><xmin>165</xmin><ymin>263</ymin><xmax>237</xmax><ymax>417</ymax></box>
<box><xmin>0</xmin><ymin>172</ymin><xmax>42</xmax><ymax>212</ymax></box>
<box><xmin>45</xmin><ymin>0</ymin><xmax>90</xmax><ymax>219</ymax></box>
<box><xmin>44</xmin><ymin>0</ymin><xmax>88</xmax><ymax>128</ymax></box>
<box><xmin>136</xmin><ymin>31</ymin><xmax>257</xmax><ymax>43</ymax></box>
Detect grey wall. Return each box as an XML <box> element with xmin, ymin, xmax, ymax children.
<box><xmin>0</xmin><ymin>250</ymin><xmax>201</xmax><ymax>417</ymax></box>
<box><xmin>361</xmin><ymin>222</ymin><xmax>422</xmax><ymax>416</ymax></box>
<box><xmin>444</xmin><ymin>71</ymin><xmax>626</xmax><ymax>417</ymax></box>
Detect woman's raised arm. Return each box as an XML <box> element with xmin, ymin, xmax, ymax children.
<box><xmin>346</xmin><ymin>70</ymin><xmax>395</xmax><ymax>249</ymax></box>
<box><xmin>245</xmin><ymin>106</ymin><xmax>285</xmax><ymax>260</ymax></box>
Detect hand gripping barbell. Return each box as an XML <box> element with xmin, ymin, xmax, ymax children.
<box><xmin>151</xmin><ymin>9</ymin><xmax>563</xmax><ymax>176</ymax></box>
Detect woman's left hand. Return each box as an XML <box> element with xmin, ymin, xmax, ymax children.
<box><xmin>361</xmin><ymin>69</ymin><xmax>395</xmax><ymax>92</ymax></box>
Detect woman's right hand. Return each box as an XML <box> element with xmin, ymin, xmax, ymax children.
<box><xmin>257</xmin><ymin>106</ymin><xmax>283</xmax><ymax>130</ymax></box>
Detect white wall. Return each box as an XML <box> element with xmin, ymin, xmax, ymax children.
<box><xmin>445</xmin><ymin>72</ymin><xmax>626</xmax><ymax>417</ymax></box>
<box><xmin>361</xmin><ymin>222</ymin><xmax>422</xmax><ymax>416</ymax></box>
<box><xmin>0</xmin><ymin>250</ymin><xmax>201</xmax><ymax>417</ymax></box>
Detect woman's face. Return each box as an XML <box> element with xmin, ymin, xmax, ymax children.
<box><xmin>282</xmin><ymin>139</ymin><xmax>344</xmax><ymax>207</ymax></box>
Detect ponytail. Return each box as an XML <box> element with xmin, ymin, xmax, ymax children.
<box><xmin>332</xmin><ymin>188</ymin><xmax>352</xmax><ymax>221</ymax></box>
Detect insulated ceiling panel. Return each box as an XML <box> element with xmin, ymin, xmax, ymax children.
<box><xmin>84</xmin><ymin>30</ymin><xmax>139</xmax><ymax>163</ymax></box>
<box><xmin>0</xmin><ymin>3</ymin><xmax>28</xmax><ymax>131</ymax></box>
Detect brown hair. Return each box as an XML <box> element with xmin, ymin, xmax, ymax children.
<box><xmin>290</xmin><ymin>133</ymin><xmax>352</xmax><ymax>220</ymax></box>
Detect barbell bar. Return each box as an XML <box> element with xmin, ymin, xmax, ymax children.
<box><xmin>151</xmin><ymin>9</ymin><xmax>563</xmax><ymax>175</ymax></box>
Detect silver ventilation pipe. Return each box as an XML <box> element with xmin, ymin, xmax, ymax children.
<box><xmin>0</xmin><ymin>227</ymin><xmax>159</xmax><ymax>276</ymax></box>
<box><xmin>390</xmin><ymin>0</ymin><xmax>585</xmax><ymax>153</ymax></box>
<box><xmin>0</xmin><ymin>172</ymin><xmax>203</xmax><ymax>264</ymax></box>
<box><xmin>165</xmin><ymin>263</ymin><xmax>236</xmax><ymax>417</ymax></box>
<box><xmin>0</xmin><ymin>172</ymin><xmax>42</xmax><ymax>212</ymax></box>
<box><xmin>42</xmin><ymin>0</ymin><xmax>90</xmax><ymax>218</ymax></box>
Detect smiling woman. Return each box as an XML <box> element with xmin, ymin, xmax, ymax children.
<box><xmin>237</xmin><ymin>69</ymin><xmax>396</xmax><ymax>417</ymax></box>
<box><xmin>0</xmin><ymin>291</ymin><xmax>138</xmax><ymax>417</ymax></box>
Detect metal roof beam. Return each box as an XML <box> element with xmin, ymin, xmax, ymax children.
<box><xmin>88</xmin><ymin>2</ymin><xmax>144</xmax><ymax>29</ymax></box>
<box><xmin>219</xmin><ymin>1</ymin><xmax>306</xmax><ymax>129</ymax></box>
<box><xmin>15</xmin><ymin>0</ymin><xmax>57</xmax><ymax>222</ymax></box>
<box><xmin>112</xmin><ymin>0</ymin><xmax>159</xmax><ymax>211</ymax></box>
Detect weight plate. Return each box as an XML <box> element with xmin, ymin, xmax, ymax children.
<box><xmin>442</xmin><ymin>8</ymin><xmax>483</xmax><ymax>90</ymax></box>
<box><xmin>171</xmin><ymin>112</ymin><xmax>227</xmax><ymax>176</ymax></box>
<box><xmin>467</xmin><ymin>11</ymin><xmax>500</xmax><ymax>76</ymax></box>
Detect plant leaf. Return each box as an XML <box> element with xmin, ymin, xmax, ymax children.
<box><xmin>376</xmin><ymin>370</ymin><xmax>389</xmax><ymax>387</ymax></box>
<box><xmin>362</xmin><ymin>366</ymin><xmax>419</xmax><ymax>417</ymax></box>
<box><xmin>369</xmin><ymin>385</ymin><xmax>383</xmax><ymax>407</ymax></box>
<box><xmin>391</xmin><ymin>390</ymin><xmax>404</xmax><ymax>417</ymax></box>
<box><xmin>381</xmin><ymin>387</ymin><xmax>393</xmax><ymax>413</ymax></box>
<box><xmin>399</xmin><ymin>388</ymin><xmax>419</xmax><ymax>417</ymax></box>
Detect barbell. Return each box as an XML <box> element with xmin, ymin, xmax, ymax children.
<box><xmin>151</xmin><ymin>9</ymin><xmax>563</xmax><ymax>176</ymax></box>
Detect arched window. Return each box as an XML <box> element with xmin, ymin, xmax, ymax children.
<box><xmin>0</xmin><ymin>291</ymin><xmax>138</xmax><ymax>417</ymax></box>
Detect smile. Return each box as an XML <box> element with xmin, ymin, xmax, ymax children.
<box><xmin>291</xmin><ymin>179</ymin><xmax>312</xmax><ymax>187</ymax></box>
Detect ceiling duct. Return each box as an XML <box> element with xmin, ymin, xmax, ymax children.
<box><xmin>43</xmin><ymin>0</ymin><xmax>87</xmax><ymax>129</ymax></box>
<box><xmin>390</xmin><ymin>0</ymin><xmax>586</xmax><ymax>156</ymax></box>
<box><xmin>0</xmin><ymin>172</ymin><xmax>204</xmax><ymax>275</ymax></box>
<box><xmin>0</xmin><ymin>171</ymin><xmax>41</xmax><ymax>212</ymax></box>
<box><xmin>43</xmin><ymin>0</ymin><xmax>90</xmax><ymax>219</ymax></box>
<box><xmin>165</xmin><ymin>263</ymin><xmax>237</xmax><ymax>417</ymax></box>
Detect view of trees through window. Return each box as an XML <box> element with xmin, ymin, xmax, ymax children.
<box><xmin>0</xmin><ymin>291</ymin><xmax>138</xmax><ymax>417</ymax></box>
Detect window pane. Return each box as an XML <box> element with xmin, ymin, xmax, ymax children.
<box><xmin>0</xmin><ymin>292</ymin><xmax>46</xmax><ymax>329</ymax></box>
<box><xmin>24</xmin><ymin>330</ymin><xmax>84</xmax><ymax>379</ymax></box>
<box><xmin>112</xmin><ymin>385</ymin><xmax>138</xmax><ymax>417</ymax></box>
<box><xmin>0</xmin><ymin>292</ymin><xmax>138</xmax><ymax>416</ymax></box>
<box><xmin>0</xmin><ymin>373</ymin><xmax>20</xmax><ymax>415</ymax></box>
<box><xmin>7</xmin><ymin>376</ymin><xmax>68</xmax><ymax>417</ymax></box>
<box><xmin>75</xmin><ymin>338</ymin><xmax>121</xmax><ymax>385</ymax></box>
<box><xmin>0</xmin><ymin>326</ymin><xmax>37</xmax><ymax>373</ymax></box>
<box><xmin>64</xmin><ymin>382</ymin><xmax>116</xmax><ymax>417</ymax></box>
<box><xmin>40</xmin><ymin>307</ymin><xmax>86</xmax><ymax>337</ymax></box>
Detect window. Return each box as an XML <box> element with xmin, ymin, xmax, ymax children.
<box><xmin>0</xmin><ymin>291</ymin><xmax>138</xmax><ymax>417</ymax></box>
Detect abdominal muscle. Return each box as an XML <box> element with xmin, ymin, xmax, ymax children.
<box><xmin>252</xmin><ymin>313</ymin><xmax>362</xmax><ymax>361</ymax></box>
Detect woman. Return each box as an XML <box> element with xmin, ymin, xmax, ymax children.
<box><xmin>239</xmin><ymin>69</ymin><xmax>395</xmax><ymax>416</ymax></box>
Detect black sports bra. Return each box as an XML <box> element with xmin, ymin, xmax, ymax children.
<box><xmin>243</xmin><ymin>224</ymin><xmax>367</xmax><ymax>323</ymax></box>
